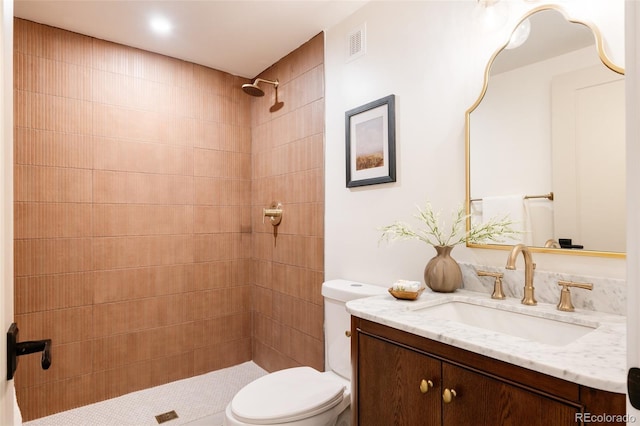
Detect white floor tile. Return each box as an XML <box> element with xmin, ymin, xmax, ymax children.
<box><xmin>23</xmin><ymin>362</ymin><xmax>266</xmax><ymax>426</ymax></box>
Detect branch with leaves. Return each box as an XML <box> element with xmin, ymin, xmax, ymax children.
<box><xmin>378</xmin><ymin>201</ymin><xmax>521</xmax><ymax>247</ymax></box>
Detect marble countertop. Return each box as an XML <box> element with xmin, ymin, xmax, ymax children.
<box><xmin>346</xmin><ymin>287</ymin><xmax>627</xmax><ymax>393</ymax></box>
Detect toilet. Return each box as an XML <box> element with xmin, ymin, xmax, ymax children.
<box><xmin>223</xmin><ymin>279</ymin><xmax>387</xmax><ymax>426</ymax></box>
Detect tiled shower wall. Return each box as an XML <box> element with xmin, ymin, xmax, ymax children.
<box><xmin>251</xmin><ymin>34</ymin><xmax>325</xmax><ymax>372</ymax></box>
<box><xmin>13</xmin><ymin>19</ymin><xmax>255</xmax><ymax>420</ymax></box>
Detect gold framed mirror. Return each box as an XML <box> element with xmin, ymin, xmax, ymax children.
<box><xmin>465</xmin><ymin>6</ymin><xmax>625</xmax><ymax>258</ymax></box>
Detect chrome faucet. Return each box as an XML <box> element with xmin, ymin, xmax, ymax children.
<box><xmin>505</xmin><ymin>244</ymin><xmax>537</xmax><ymax>305</ymax></box>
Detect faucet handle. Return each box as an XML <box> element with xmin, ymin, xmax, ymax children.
<box><xmin>557</xmin><ymin>280</ymin><xmax>593</xmax><ymax>312</ymax></box>
<box><xmin>477</xmin><ymin>270</ymin><xmax>505</xmax><ymax>300</ymax></box>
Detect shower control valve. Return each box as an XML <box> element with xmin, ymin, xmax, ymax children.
<box><xmin>263</xmin><ymin>202</ymin><xmax>283</xmax><ymax>226</ymax></box>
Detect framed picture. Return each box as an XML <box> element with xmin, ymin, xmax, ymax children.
<box><xmin>345</xmin><ymin>94</ymin><xmax>396</xmax><ymax>187</ymax></box>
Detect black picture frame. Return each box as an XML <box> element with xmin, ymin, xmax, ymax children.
<box><xmin>345</xmin><ymin>94</ymin><xmax>396</xmax><ymax>187</ymax></box>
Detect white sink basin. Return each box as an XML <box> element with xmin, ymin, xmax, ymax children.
<box><xmin>413</xmin><ymin>301</ymin><xmax>598</xmax><ymax>346</ymax></box>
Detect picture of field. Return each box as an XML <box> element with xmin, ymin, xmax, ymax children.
<box><xmin>345</xmin><ymin>94</ymin><xmax>394</xmax><ymax>187</ymax></box>
<box><xmin>355</xmin><ymin>116</ymin><xmax>384</xmax><ymax>170</ymax></box>
<box><xmin>356</xmin><ymin>152</ymin><xmax>384</xmax><ymax>170</ymax></box>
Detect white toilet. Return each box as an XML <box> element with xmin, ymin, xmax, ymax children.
<box><xmin>223</xmin><ymin>279</ymin><xmax>387</xmax><ymax>426</ymax></box>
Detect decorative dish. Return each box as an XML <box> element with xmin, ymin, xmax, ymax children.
<box><xmin>388</xmin><ymin>287</ymin><xmax>424</xmax><ymax>300</ymax></box>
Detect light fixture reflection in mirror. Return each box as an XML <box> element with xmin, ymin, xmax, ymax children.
<box><xmin>506</xmin><ymin>19</ymin><xmax>530</xmax><ymax>50</ymax></box>
<box><xmin>466</xmin><ymin>7</ymin><xmax>625</xmax><ymax>258</ymax></box>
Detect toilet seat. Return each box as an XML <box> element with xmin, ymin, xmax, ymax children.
<box><xmin>230</xmin><ymin>367</ymin><xmax>346</xmax><ymax>425</ymax></box>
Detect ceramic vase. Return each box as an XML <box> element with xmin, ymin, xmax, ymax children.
<box><xmin>424</xmin><ymin>245</ymin><xmax>462</xmax><ymax>293</ymax></box>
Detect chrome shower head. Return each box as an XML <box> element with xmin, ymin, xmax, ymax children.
<box><xmin>241</xmin><ymin>78</ymin><xmax>278</xmax><ymax>97</ymax></box>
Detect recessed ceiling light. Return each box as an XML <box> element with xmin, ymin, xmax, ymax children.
<box><xmin>150</xmin><ymin>16</ymin><xmax>172</xmax><ymax>35</ymax></box>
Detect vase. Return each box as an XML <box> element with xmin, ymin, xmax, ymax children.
<box><xmin>424</xmin><ymin>245</ymin><xmax>462</xmax><ymax>293</ymax></box>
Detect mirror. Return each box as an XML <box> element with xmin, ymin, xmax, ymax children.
<box><xmin>466</xmin><ymin>7</ymin><xmax>625</xmax><ymax>257</ymax></box>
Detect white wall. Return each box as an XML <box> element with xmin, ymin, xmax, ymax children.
<box><xmin>626</xmin><ymin>0</ymin><xmax>640</xmax><ymax>420</ymax></box>
<box><xmin>324</xmin><ymin>0</ymin><xmax>626</xmax><ymax>286</ymax></box>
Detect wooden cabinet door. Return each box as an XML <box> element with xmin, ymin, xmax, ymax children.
<box><xmin>442</xmin><ymin>363</ymin><xmax>579</xmax><ymax>426</ymax></box>
<box><xmin>357</xmin><ymin>333</ymin><xmax>442</xmax><ymax>426</ymax></box>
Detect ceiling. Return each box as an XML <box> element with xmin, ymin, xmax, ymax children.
<box><xmin>14</xmin><ymin>0</ymin><xmax>368</xmax><ymax>79</ymax></box>
<box><xmin>14</xmin><ymin>2</ymin><xmax>598</xmax><ymax>79</ymax></box>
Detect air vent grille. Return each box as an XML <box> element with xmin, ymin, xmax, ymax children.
<box><xmin>349</xmin><ymin>30</ymin><xmax>362</xmax><ymax>55</ymax></box>
<box><xmin>347</xmin><ymin>24</ymin><xmax>366</xmax><ymax>62</ymax></box>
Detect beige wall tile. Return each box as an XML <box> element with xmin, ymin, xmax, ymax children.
<box><xmin>13</xmin><ymin>18</ymin><xmax>324</xmax><ymax>421</ymax></box>
<box><xmin>92</xmin><ymin>361</ymin><xmax>153</xmax><ymax>403</ymax></box>
<box><xmin>194</xmin><ymin>177</ymin><xmax>251</xmax><ymax>206</ymax></box>
<box><xmin>15</xmin><ymin>202</ymin><xmax>92</xmax><ymax>239</ymax></box>
<box><xmin>14</xmin><ymin>52</ymin><xmax>91</xmax><ymax>100</ymax></box>
<box><xmin>92</xmin><ymin>235</ymin><xmax>194</xmax><ymax>270</ymax></box>
<box><xmin>251</xmin><ymin>34</ymin><xmax>325</xmax><ymax>373</ymax></box>
<box><xmin>193</xmin><ymin>338</ymin><xmax>251</xmax><ymax>376</ymax></box>
<box><xmin>91</xmin><ymin>70</ymin><xmax>174</xmax><ymax>113</ymax></box>
<box><xmin>14</xmin><ymin>340</ymin><xmax>94</xmax><ymax>388</ymax></box>
<box><xmin>14</xmin><ymin>165</ymin><xmax>92</xmax><ymax>203</ymax></box>
<box><xmin>14</xmin><ymin>19</ymin><xmax>45</xmax><ymax>57</ymax></box>
<box><xmin>92</xmin><ymin>170</ymin><xmax>194</xmax><ymax>205</ymax></box>
<box><xmin>16</xmin><ymin>374</ymin><xmax>96</xmax><ymax>421</ymax></box>
<box><xmin>15</xmin><ymin>91</ymin><xmax>92</xmax><ymax>134</ymax></box>
<box><xmin>14</xmin><ymin>272</ymin><xmax>94</xmax><ymax>314</ymax></box>
<box><xmin>15</xmin><ymin>128</ymin><xmax>94</xmax><ymax>169</ymax></box>
<box><xmin>194</xmin><ymin>233</ymin><xmax>250</xmax><ymax>263</ymax></box>
<box><xmin>14</xmin><ymin>238</ymin><xmax>93</xmax><ymax>276</ymax></box>
<box><xmin>14</xmin><ymin>306</ymin><xmax>94</xmax><ymax>344</ymax></box>
<box><xmin>194</xmin><ymin>205</ymin><xmax>248</xmax><ymax>234</ymax></box>
<box><xmin>93</xmin><ymin>264</ymin><xmax>193</xmax><ymax>303</ymax></box>
<box><xmin>14</xmin><ymin>19</ymin><xmax>255</xmax><ymax>420</ymax></box>
<box><xmin>41</xmin><ymin>24</ymin><xmax>92</xmax><ymax>66</ymax></box>
<box><xmin>93</xmin><ymin>137</ymin><xmax>193</xmax><ymax>175</ymax></box>
<box><xmin>193</xmin><ymin>148</ymin><xmax>251</xmax><ymax>179</ymax></box>
<box><xmin>150</xmin><ymin>351</ymin><xmax>195</xmax><ymax>387</ymax></box>
<box><xmin>93</xmin><ymin>103</ymin><xmax>171</xmax><ymax>143</ymax></box>
<box><xmin>93</xmin><ymin>204</ymin><xmax>193</xmax><ymax>236</ymax></box>
<box><xmin>93</xmin><ymin>331</ymin><xmax>152</xmax><ymax>371</ymax></box>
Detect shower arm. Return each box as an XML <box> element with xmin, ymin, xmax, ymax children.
<box><xmin>253</xmin><ymin>78</ymin><xmax>278</xmax><ymax>88</ymax></box>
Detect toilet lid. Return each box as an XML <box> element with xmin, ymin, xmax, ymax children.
<box><xmin>230</xmin><ymin>366</ymin><xmax>346</xmax><ymax>425</ymax></box>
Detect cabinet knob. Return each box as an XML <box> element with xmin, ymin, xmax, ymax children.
<box><xmin>345</xmin><ymin>330</ymin><xmax>352</xmax><ymax>338</ymax></box>
<box><xmin>443</xmin><ymin>388</ymin><xmax>457</xmax><ymax>403</ymax></box>
<box><xmin>419</xmin><ymin>379</ymin><xmax>434</xmax><ymax>394</ymax></box>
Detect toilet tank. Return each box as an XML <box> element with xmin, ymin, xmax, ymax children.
<box><xmin>322</xmin><ymin>279</ymin><xmax>387</xmax><ymax>380</ymax></box>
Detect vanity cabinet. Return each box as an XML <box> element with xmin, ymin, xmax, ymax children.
<box><xmin>352</xmin><ymin>317</ymin><xmax>625</xmax><ymax>426</ymax></box>
<box><xmin>357</xmin><ymin>330</ymin><xmax>441</xmax><ymax>425</ymax></box>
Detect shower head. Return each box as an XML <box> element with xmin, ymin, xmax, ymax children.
<box><xmin>241</xmin><ymin>78</ymin><xmax>279</xmax><ymax>97</ymax></box>
<box><xmin>242</xmin><ymin>84</ymin><xmax>265</xmax><ymax>97</ymax></box>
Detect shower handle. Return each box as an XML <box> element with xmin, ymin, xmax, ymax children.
<box><xmin>16</xmin><ymin>339</ymin><xmax>52</xmax><ymax>368</ymax></box>
<box><xmin>263</xmin><ymin>202</ymin><xmax>283</xmax><ymax>226</ymax></box>
<box><xmin>6</xmin><ymin>323</ymin><xmax>52</xmax><ymax>380</ymax></box>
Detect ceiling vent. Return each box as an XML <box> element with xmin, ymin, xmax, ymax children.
<box><xmin>347</xmin><ymin>24</ymin><xmax>366</xmax><ymax>62</ymax></box>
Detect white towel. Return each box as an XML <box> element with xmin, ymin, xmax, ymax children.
<box><xmin>392</xmin><ymin>280</ymin><xmax>421</xmax><ymax>292</ymax></box>
<box><xmin>482</xmin><ymin>195</ymin><xmax>532</xmax><ymax>245</ymax></box>
<box><xmin>526</xmin><ymin>200</ymin><xmax>554</xmax><ymax>247</ymax></box>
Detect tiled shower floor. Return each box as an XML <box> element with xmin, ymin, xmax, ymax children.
<box><xmin>23</xmin><ymin>362</ymin><xmax>267</xmax><ymax>426</ymax></box>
